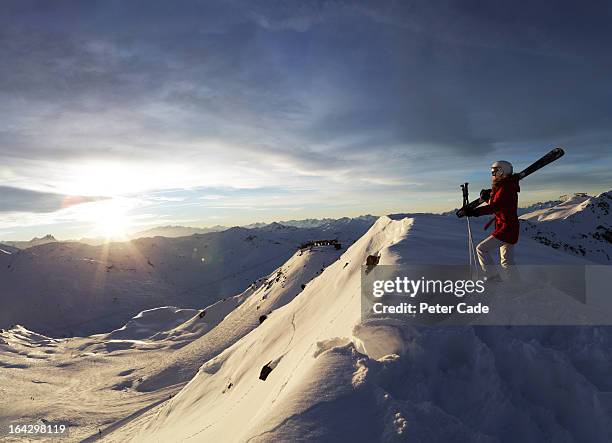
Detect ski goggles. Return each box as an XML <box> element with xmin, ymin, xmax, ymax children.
<box><xmin>491</xmin><ymin>167</ymin><xmax>503</xmax><ymax>176</ymax></box>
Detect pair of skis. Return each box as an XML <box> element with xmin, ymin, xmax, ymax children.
<box><xmin>456</xmin><ymin>147</ymin><xmax>565</xmax><ymax>218</ymax></box>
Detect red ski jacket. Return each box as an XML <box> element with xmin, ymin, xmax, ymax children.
<box><xmin>475</xmin><ymin>178</ymin><xmax>520</xmax><ymax>244</ymax></box>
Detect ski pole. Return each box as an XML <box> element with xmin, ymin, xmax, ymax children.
<box><xmin>461</xmin><ymin>183</ymin><xmax>478</xmax><ymax>279</ymax></box>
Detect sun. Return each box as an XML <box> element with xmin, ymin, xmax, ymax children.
<box><xmin>97</xmin><ymin>210</ymin><xmax>129</xmax><ymax>239</ymax></box>
<box><xmin>87</xmin><ymin>199</ymin><xmax>132</xmax><ymax>240</ymax></box>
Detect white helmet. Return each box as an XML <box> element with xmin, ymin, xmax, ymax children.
<box><xmin>491</xmin><ymin>160</ymin><xmax>513</xmax><ymax>178</ymax></box>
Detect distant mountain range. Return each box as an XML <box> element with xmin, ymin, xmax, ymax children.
<box><xmin>2</xmin><ymin>234</ymin><xmax>57</xmax><ymax>250</ymax></box>
<box><xmin>520</xmin><ymin>190</ymin><xmax>612</xmax><ymax>263</ymax></box>
<box><xmin>1</xmin><ymin>216</ymin><xmax>378</xmax><ymax>249</ymax></box>
<box><xmin>131</xmin><ymin>225</ymin><xmax>227</xmax><ymax>239</ymax></box>
<box><xmin>0</xmin><ymin>216</ymin><xmax>376</xmax><ymax>336</ymax></box>
<box><xmin>243</xmin><ymin>215</ymin><xmax>377</xmax><ymax>229</ymax></box>
<box><xmin>128</xmin><ymin>217</ymin><xmax>378</xmax><ymax>239</ymax></box>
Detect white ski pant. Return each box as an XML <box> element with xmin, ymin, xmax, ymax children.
<box><xmin>476</xmin><ymin>235</ymin><xmax>515</xmax><ymax>278</ymax></box>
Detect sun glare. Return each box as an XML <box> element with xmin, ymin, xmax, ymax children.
<box><xmin>97</xmin><ymin>210</ymin><xmax>129</xmax><ymax>238</ymax></box>
<box><xmin>84</xmin><ymin>199</ymin><xmax>132</xmax><ymax>240</ymax></box>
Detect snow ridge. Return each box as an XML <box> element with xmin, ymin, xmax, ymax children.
<box><xmin>521</xmin><ymin>190</ymin><xmax>612</xmax><ymax>262</ymax></box>
<box><xmin>1</xmin><ymin>214</ymin><xmax>611</xmax><ymax>442</ymax></box>
<box><xmin>99</xmin><ymin>215</ymin><xmax>610</xmax><ymax>442</ymax></box>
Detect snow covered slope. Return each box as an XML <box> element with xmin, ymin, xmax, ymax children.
<box><xmin>0</xmin><ymin>243</ymin><xmax>18</xmax><ymax>255</ymax></box>
<box><xmin>0</xmin><ymin>243</ymin><xmax>345</xmax><ymax>441</ymax></box>
<box><xmin>0</xmin><ymin>220</ymin><xmax>371</xmax><ymax>336</ymax></box>
<box><xmin>96</xmin><ymin>215</ymin><xmax>610</xmax><ymax>443</ymax></box>
<box><xmin>105</xmin><ymin>307</ymin><xmax>200</xmax><ymax>341</ymax></box>
<box><xmin>517</xmin><ymin>198</ymin><xmax>564</xmax><ymax>215</ymax></box>
<box><xmin>521</xmin><ymin>190</ymin><xmax>612</xmax><ymax>263</ymax></box>
<box><xmin>135</xmin><ymin>245</ymin><xmax>344</xmax><ymax>392</ymax></box>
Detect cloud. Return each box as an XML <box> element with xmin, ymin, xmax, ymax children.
<box><xmin>0</xmin><ymin>0</ymin><xmax>610</xmax><ymax>229</ymax></box>
<box><xmin>0</xmin><ymin>186</ymin><xmax>107</xmax><ymax>213</ymax></box>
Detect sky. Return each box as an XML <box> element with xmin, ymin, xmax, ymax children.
<box><xmin>1</xmin><ymin>0</ymin><xmax>611</xmax><ymax>240</ymax></box>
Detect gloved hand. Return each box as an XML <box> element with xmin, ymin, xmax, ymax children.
<box><xmin>457</xmin><ymin>207</ymin><xmax>478</xmax><ymax>218</ymax></box>
<box><xmin>480</xmin><ymin>188</ymin><xmax>492</xmax><ymax>202</ymax></box>
<box><xmin>463</xmin><ymin>207</ymin><xmax>479</xmax><ymax>217</ymax></box>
